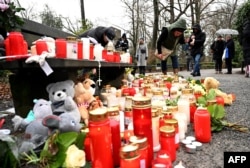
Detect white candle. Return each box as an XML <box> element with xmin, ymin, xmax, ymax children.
<box><xmin>152</xmin><ymin>109</ymin><xmax>160</xmax><ymax>152</ymax></box>
<box><xmin>119</xmin><ymin>110</ymin><xmax>125</xmax><ymax>133</ymax></box>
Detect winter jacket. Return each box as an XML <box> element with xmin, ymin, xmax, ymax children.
<box><xmin>188</xmin><ymin>24</ymin><xmax>206</xmax><ymax>56</ymax></box>
<box><xmin>156</xmin><ymin>18</ymin><xmax>187</xmax><ymax>55</ymax></box>
<box><xmin>210</xmin><ymin>39</ymin><xmax>225</xmax><ymax>59</ymax></box>
<box><xmin>225</xmin><ymin>38</ymin><xmax>235</xmax><ymax>59</ymax></box>
<box><xmin>79</xmin><ymin>26</ymin><xmax>115</xmax><ymax>47</ymax></box>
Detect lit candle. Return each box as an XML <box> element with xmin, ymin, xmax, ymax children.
<box><xmin>155</xmin><ymin>150</ymin><xmax>172</xmax><ymax>167</ymax></box>
<box><xmin>123</xmin><ymin>129</ymin><xmax>134</xmax><ymax>143</ymax></box>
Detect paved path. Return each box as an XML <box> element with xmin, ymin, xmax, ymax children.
<box><xmin>157</xmin><ymin>68</ymin><xmax>250</xmax><ymax>167</ymax></box>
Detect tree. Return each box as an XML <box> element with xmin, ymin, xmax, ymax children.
<box><xmin>40</xmin><ymin>4</ymin><xmax>63</xmax><ymax>30</ymax></box>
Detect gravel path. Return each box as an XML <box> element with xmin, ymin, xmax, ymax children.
<box><xmin>0</xmin><ymin>68</ymin><xmax>249</xmax><ymax>168</ymax></box>
<box><xmin>173</xmin><ymin>68</ymin><xmax>250</xmax><ymax>168</ymax></box>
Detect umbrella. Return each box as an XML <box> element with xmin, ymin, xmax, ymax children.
<box><xmin>216</xmin><ymin>29</ymin><xmax>239</xmax><ymax>35</ymax></box>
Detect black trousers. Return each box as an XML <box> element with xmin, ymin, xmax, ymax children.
<box><xmin>215</xmin><ymin>58</ymin><xmax>223</xmax><ymax>72</ymax></box>
<box><xmin>225</xmin><ymin>58</ymin><xmax>232</xmax><ymax>73</ymax></box>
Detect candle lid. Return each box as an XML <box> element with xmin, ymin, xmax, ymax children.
<box><xmin>129</xmin><ymin>136</ymin><xmax>148</xmax><ymax>149</ymax></box>
<box><xmin>182</xmin><ymin>88</ymin><xmax>193</xmax><ymax>95</ymax></box>
<box><xmin>166</xmin><ymin>106</ymin><xmax>178</xmax><ymax>112</ymax></box>
<box><xmin>120</xmin><ymin>144</ymin><xmax>139</xmax><ymax>159</ymax></box>
<box><xmin>153</xmin><ymin>89</ymin><xmax>163</xmax><ymax>95</ymax></box>
<box><xmin>152</xmin><ymin>108</ymin><xmax>159</xmax><ymax>117</ymax></box>
<box><xmin>164</xmin><ymin>118</ymin><xmax>178</xmax><ymax>126</ymax></box>
<box><xmin>132</xmin><ymin>96</ymin><xmax>151</xmax><ymax>107</ymax></box>
<box><xmin>107</xmin><ymin>106</ymin><xmax>119</xmax><ymax>116</ymax></box>
<box><xmin>89</xmin><ymin>108</ymin><xmax>108</xmax><ymax>122</ymax></box>
<box><xmin>160</xmin><ymin>125</ymin><xmax>175</xmax><ymax>134</ymax></box>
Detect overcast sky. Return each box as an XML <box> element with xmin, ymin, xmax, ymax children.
<box><xmin>18</xmin><ymin>0</ymin><xmax>128</xmax><ymax>31</ymax></box>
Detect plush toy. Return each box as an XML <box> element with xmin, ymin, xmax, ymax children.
<box><xmin>203</xmin><ymin>77</ymin><xmax>233</xmax><ymax>105</ymax></box>
<box><xmin>19</xmin><ymin>113</ymin><xmax>82</xmax><ymax>154</ymax></box>
<box><xmin>74</xmin><ymin>76</ymin><xmax>102</xmax><ymax>125</ymax></box>
<box><xmin>12</xmin><ymin>99</ymin><xmax>53</xmax><ymax>131</ymax></box>
<box><xmin>46</xmin><ymin>80</ymin><xmax>81</xmax><ymax>123</ymax></box>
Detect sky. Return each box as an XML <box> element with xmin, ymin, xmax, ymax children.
<box><xmin>17</xmin><ymin>0</ymin><xmax>128</xmax><ymax>31</ymax></box>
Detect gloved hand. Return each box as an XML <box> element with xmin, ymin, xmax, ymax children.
<box><xmin>145</xmin><ymin>57</ymin><xmax>148</xmax><ymax>60</ymax></box>
<box><xmin>136</xmin><ymin>56</ymin><xmax>138</xmax><ymax>61</ymax></box>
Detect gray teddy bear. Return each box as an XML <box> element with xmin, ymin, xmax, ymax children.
<box><xmin>46</xmin><ymin>80</ymin><xmax>81</xmax><ymax>123</ymax></box>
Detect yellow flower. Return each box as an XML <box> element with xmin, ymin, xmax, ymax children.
<box><xmin>65</xmin><ymin>145</ymin><xmax>86</xmax><ymax>168</ymax></box>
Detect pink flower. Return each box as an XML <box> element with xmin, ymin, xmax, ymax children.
<box><xmin>0</xmin><ymin>3</ymin><xmax>9</xmax><ymax>12</ymax></box>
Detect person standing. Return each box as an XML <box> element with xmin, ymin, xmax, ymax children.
<box><xmin>188</xmin><ymin>24</ymin><xmax>206</xmax><ymax>77</ymax></box>
<box><xmin>155</xmin><ymin>18</ymin><xmax>187</xmax><ymax>75</ymax></box>
<box><xmin>240</xmin><ymin>19</ymin><xmax>250</xmax><ymax>77</ymax></box>
<box><xmin>115</xmin><ymin>33</ymin><xmax>129</xmax><ymax>53</ymax></box>
<box><xmin>210</xmin><ymin>35</ymin><xmax>225</xmax><ymax>74</ymax></box>
<box><xmin>135</xmin><ymin>38</ymin><xmax>148</xmax><ymax>75</ymax></box>
<box><xmin>224</xmin><ymin>35</ymin><xmax>235</xmax><ymax>74</ymax></box>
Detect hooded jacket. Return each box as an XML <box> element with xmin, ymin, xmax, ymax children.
<box><xmin>157</xmin><ymin>18</ymin><xmax>187</xmax><ymax>54</ymax></box>
<box><xmin>188</xmin><ymin>24</ymin><xmax>206</xmax><ymax>56</ymax></box>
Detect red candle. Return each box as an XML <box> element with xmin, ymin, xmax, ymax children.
<box><xmin>129</xmin><ymin>136</ymin><xmax>148</xmax><ymax>168</ymax></box>
<box><xmin>156</xmin><ymin>150</ymin><xmax>172</xmax><ymax>167</ymax></box>
<box><xmin>77</xmin><ymin>40</ymin><xmax>83</xmax><ymax>59</ymax></box>
<box><xmin>108</xmin><ymin>107</ymin><xmax>121</xmax><ymax>167</ymax></box>
<box><xmin>159</xmin><ymin>126</ymin><xmax>176</xmax><ymax>162</ymax></box>
<box><xmin>55</xmin><ymin>38</ymin><xmax>67</xmax><ymax>58</ymax></box>
<box><xmin>194</xmin><ymin>107</ymin><xmax>211</xmax><ymax>143</ymax></box>
<box><xmin>189</xmin><ymin>101</ymin><xmax>197</xmax><ymax>123</ymax></box>
<box><xmin>124</xmin><ymin>108</ymin><xmax>133</xmax><ymax>129</ymax></box>
<box><xmin>120</xmin><ymin>144</ymin><xmax>140</xmax><ymax>168</ymax></box>
<box><xmin>88</xmin><ymin>108</ymin><xmax>113</xmax><ymax>168</ymax></box>
<box><xmin>82</xmin><ymin>128</ymin><xmax>91</xmax><ymax>162</ymax></box>
<box><xmin>164</xmin><ymin>119</ymin><xmax>179</xmax><ymax>149</ymax></box>
<box><xmin>132</xmin><ymin>96</ymin><xmax>153</xmax><ymax>167</ymax></box>
<box><xmin>8</xmin><ymin>31</ymin><xmax>24</xmax><ymax>56</ymax></box>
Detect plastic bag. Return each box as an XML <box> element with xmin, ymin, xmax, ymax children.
<box><xmin>222</xmin><ymin>47</ymin><xmax>228</xmax><ymax>60</ymax></box>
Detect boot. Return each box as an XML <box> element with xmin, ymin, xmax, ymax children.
<box><xmin>173</xmin><ymin>68</ymin><xmax>178</xmax><ymax>75</ymax></box>
<box><xmin>162</xmin><ymin>70</ymin><xmax>167</xmax><ymax>75</ymax></box>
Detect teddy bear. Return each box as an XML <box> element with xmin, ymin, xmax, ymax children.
<box><xmin>203</xmin><ymin>77</ymin><xmax>233</xmax><ymax>105</ymax></box>
<box><xmin>46</xmin><ymin>80</ymin><xmax>81</xmax><ymax>123</ymax></box>
<box><xmin>12</xmin><ymin>99</ymin><xmax>53</xmax><ymax>131</ymax></box>
<box><xmin>74</xmin><ymin>75</ymin><xmax>102</xmax><ymax>126</ymax></box>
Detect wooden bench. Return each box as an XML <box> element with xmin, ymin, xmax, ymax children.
<box><xmin>0</xmin><ymin>58</ymin><xmax>133</xmax><ymax>116</ymax></box>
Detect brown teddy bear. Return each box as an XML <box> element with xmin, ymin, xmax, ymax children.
<box><xmin>74</xmin><ymin>75</ymin><xmax>102</xmax><ymax>125</ymax></box>
<box><xmin>203</xmin><ymin>77</ymin><xmax>233</xmax><ymax>105</ymax></box>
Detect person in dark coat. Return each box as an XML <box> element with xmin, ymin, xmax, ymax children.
<box><xmin>241</xmin><ymin>19</ymin><xmax>250</xmax><ymax>77</ymax></box>
<box><xmin>224</xmin><ymin>35</ymin><xmax>235</xmax><ymax>74</ymax></box>
<box><xmin>155</xmin><ymin>18</ymin><xmax>187</xmax><ymax>75</ymax></box>
<box><xmin>188</xmin><ymin>24</ymin><xmax>206</xmax><ymax>76</ymax></box>
<box><xmin>79</xmin><ymin>26</ymin><xmax>116</xmax><ymax>47</ymax></box>
<box><xmin>210</xmin><ymin>35</ymin><xmax>225</xmax><ymax>74</ymax></box>
<box><xmin>115</xmin><ymin>33</ymin><xmax>129</xmax><ymax>52</ymax></box>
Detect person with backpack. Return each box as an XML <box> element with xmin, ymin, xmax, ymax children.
<box><xmin>155</xmin><ymin>18</ymin><xmax>187</xmax><ymax>75</ymax></box>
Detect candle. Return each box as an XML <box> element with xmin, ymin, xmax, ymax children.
<box><xmin>152</xmin><ymin>108</ymin><xmax>160</xmax><ymax>152</ymax></box>
<box><xmin>164</xmin><ymin>119</ymin><xmax>180</xmax><ymax>149</ymax></box>
<box><xmin>123</xmin><ymin>129</ymin><xmax>134</xmax><ymax>143</ymax></box>
<box><xmin>129</xmin><ymin>136</ymin><xmax>148</xmax><ymax>168</ymax></box>
<box><xmin>194</xmin><ymin>107</ymin><xmax>211</xmax><ymax>143</ymax></box>
<box><xmin>159</xmin><ymin>126</ymin><xmax>176</xmax><ymax>162</ymax></box>
<box><xmin>155</xmin><ymin>150</ymin><xmax>172</xmax><ymax>167</ymax></box>
<box><xmin>132</xmin><ymin>96</ymin><xmax>154</xmax><ymax>167</ymax></box>
<box><xmin>82</xmin><ymin>128</ymin><xmax>91</xmax><ymax>162</ymax></box>
<box><xmin>108</xmin><ymin>106</ymin><xmax>121</xmax><ymax>167</ymax></box>
<box><xmin>124</xmin><ymin>108</ymin><xmax>133</xmax><ymax>129</ymax></box>
<box><xmin>88</xmin><ymin>108</ymin><xmax>113</xmax><ymax>168</ymax></box>
<box><xmin>120</xmin><ymin>144</ymin><xmax>140</xmax><ymax>168</ymax></box>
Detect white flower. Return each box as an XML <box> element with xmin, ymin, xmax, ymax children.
<box><xmin>65</xmin><ymin>145</ymin><xmax>86</xmax><ymax>168</ymax></box>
